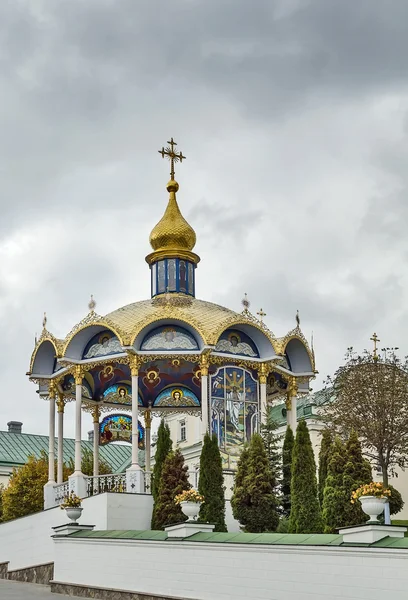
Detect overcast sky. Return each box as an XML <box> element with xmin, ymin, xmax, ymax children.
<box><xmin>1</xmin><ymin>0</ymin><xmax>407</xmax><ymax>438</ymax></box>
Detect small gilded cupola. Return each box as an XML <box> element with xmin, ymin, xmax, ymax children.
<box><xmin>146</xmin><ymin>138</ymin><xmax>200</xmax><ymax>298</ymax></box>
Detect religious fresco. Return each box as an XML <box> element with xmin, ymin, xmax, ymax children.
<box><xmin>99</xmin><ymin>413</ymin><xmax>144</xmax><ymax>448</ymax></box>
<box><xmin>214</xmin><ymin>330</ymin><xmax>259</xmax><ymax>358</ymax></box>
<box><xmin>141</xmin><ymin>326</ymin><xmax>198</xmax><ymax>351</ymax></box>
<box><xmin>153</xmin><ymin>386</ymin><xmax>200</xmax><ymax>408</ymax></box>
<box><xmin>61</xmin><ymin>374</ymin><xmax>92</xmax><ymax>399</ymax></box>
<box><xmin>138</xmin><ymin>359</ymin><xmax>201</xmax><ymax>406</ymax></box>
<box><xmin>83</xmin><ymin>330</ymin><xmax>123</xmax><ymax>359</ymax></box>
<box><xmin>102</xmin><ymin>383</ymin><xmax>143</xmax><ymax>406</ymax></box>
<box><xmin>211</xmin><ymin>367</ymin><xmax>259</xmax><ymax>469</ymax></box>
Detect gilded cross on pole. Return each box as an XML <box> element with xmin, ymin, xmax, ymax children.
<box><xmin>257</xmin><ymin>308</ymin><xmax>266</xmax><ymax>323</ymax></box>
<box><xmin>370</xmin><ymin>332</ymin><xmax>380</xmax><ymax>361</ymax></box>
<box><xmin>158</xmin><ymin>137</ymin><xmax>186</xmax><ymax>180</ymax></box>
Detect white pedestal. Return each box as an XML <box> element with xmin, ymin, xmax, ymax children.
<box><xmin>165</xmin><ymin>522</ymin><xmax>215</xmax><ymax>538</ymax></box>
<box><xmin>126</xmin><ymin>465</ymin><xmax>144</xmax><ymax>494</ymax></box>
<box><xmin>44</xmin><ymin>481</ymin><xmax>56</xmax><ymax>509</ymax></box>
<box><xmin>339</xmin><ymin>524</ymin><xmax>407</xmax><ymax>544</ymax></box>
<box><xmin>52</xmin><ymin>523</ymin><xmax>95</xmax><ymax>536</ymax></box>
<box><xmin>68</xmin><ymin>473</ymin><xmax>88</xmax><ymax>499</ymax></box>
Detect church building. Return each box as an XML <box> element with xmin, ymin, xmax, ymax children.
<box><xmin>27</xmin><ymin>138</ymin><xmax>316</xmax><ymax>508</ymax></box>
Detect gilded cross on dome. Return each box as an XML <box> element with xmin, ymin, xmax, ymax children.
<box><xmin>158</xmin><ymin>137</ymin><xmax>186</xmax><ymax>180</ymax></box>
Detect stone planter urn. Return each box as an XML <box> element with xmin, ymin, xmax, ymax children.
<box><xmin>65</xmin><ymin>507</ymin><xmax>83</xmax><ymax>523</ymax></box>
<box><xmin>359</xmin><ymin>496</ymin><xmax>387</xmax><ymax>523</ymax></box>
<box><xmin>180</xmin><ymin>501</ymin><xmax>201</xmax><ymax>521</ymax></box>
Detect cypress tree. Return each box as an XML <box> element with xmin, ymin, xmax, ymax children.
<box><xmin>289</xmin><ymin>420</ymin><xmax>322</xmax><ymax>533</ymax></box>
<box><xmin>260</xmin><ymin>412</ymin><xmax>282</xmax><ymax>492</ymax></box>
<box><xmin>322</xmin><ymin>437</ymin><xmax>348</xmax><ymax>533</ymax></box>
<box><xmin>151</xmin><ymin>420</ymin><xmax>172</xmax><ymax>501</ymax></box>
<box><xmin>281</xmin><ymin>426</ymin><xmax>295</xmax><ymax>518</ymax></box>
<box><xmin>318</xmin><ymin>429</ymin><xmax>333</xmax><ymax>507</ymax></box>
<box><xmin>151</xmin><ymin>420</ymin><xmax>172</xmax><ymax>529</ymax></box>
<box><xmin>343</xmin><ymin>430</ymin><xmax>372</xmax><ymax>526</ymax></box>
<box><xmin>152</xmin><ymin>449</ymin><xmax>191</xmax><ymax>530</ymax></box>
<box><xmin>231</xmin><ymin>434</ymin><xmax>279</xmax><ymax>532</ymax></box>
<box><xmin>231</xmin><ymin>446</ymin><xmax>250</xmax><ymax>528</ymax></box>
<box><xmin>198</xmin><ymin>433</ymin><xmax>227</xmax><ymax>532</ymax></box>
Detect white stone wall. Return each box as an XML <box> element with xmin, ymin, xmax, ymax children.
<box><xmin>53</xmin><ymin>535</ymin><xmax>408</xmax><ymax>600</ymax></box>
<box><xmin>0</xmin><ymin>492</ymin><xmax>153</xmax><ymax>571</ymax></box>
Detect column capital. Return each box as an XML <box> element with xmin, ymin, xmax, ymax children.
<box><xmin>144</xmin><ymin>409</ymin><xmax>152</xmax><ymax>429</ymax></box>
<box><xmin>285</xmin><ymin>376</ymin><xmax>298</xmax><ymax>411</ymax></box>
<box><xmin>74</xmin><ymin>365</ymin><xmax>85</xmax><ymax>386</ymax></box>
<box><xmin>48</xmin><ymin>379</ymin><xmax>57</xmax><ymax>399</ymax></box>
<box><xmin>258</xmin><ymin>362</ymin><xmax>270</xmax><ymax>385</ymax></box>
<box><xmin>199</xmin><ymin>351</ymin><xmax>211</xmax><ymax>377</ymax></box>
<box><xmin>129</xmin><ymin>354</ymin><xmax>143</xmax><ymax>377</ymax></box>
<box><xmin>56</xmin><ymin>393</ymin><xmax>65</xmax><ymax>413</ymax></box>
<box><xmin>92</xmin><ymin>405</ymin><xmax>101</xmax><ymax>423</ymax></box>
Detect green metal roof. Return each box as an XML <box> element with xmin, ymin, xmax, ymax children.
<box><xmin>68</xmin><ymin>529</ymin><xmax>408</xmax><ymax>548</ymax></box>
<box><xmin>0</xmin><ymin>430</ymin><xmax>137</xmax><ymax>474</ymax></box>
<box><xmin>270</xmin><ymin>388</ymin><xmax>333</xmax><ymax>426</ymax></box>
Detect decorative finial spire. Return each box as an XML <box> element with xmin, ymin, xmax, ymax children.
<box><xmin>42</xmin><ymin>312</ymin><xmax>47</xmax><ymax>330</ymax></box>
<box><xmin>242</xmin><ymin>293</ymin><xmax>250</xmax><ymax>313</ymax></box>
<box><xmin>370</xmin><ymin>332</ymin><xmax>380</xmax><ymax>361</ymax></box>
<box><xmin>311</xmin><ymin>331</ymin><xmax>314</xmax><ymax>353</ymax></box>
<box><xmin>296</xmin><ymin>310</ymin><xmax>300</xmax><ymax>327</ymax></box>
<box><xmin>257</xmin><ymin>308</ymin><xmax>266</xmax><ymax>322</ymax></box>
<box><xmin>88</xmin><ymin>295</ymin><xmax>96</xmax><ymax>313</ymax></box>
<box><xmin>158</xmin><ymin>137</ymin><xmax>186</xmax><ymax>181</ymax></box>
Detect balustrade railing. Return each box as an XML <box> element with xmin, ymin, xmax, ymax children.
<box><xmin>54</xmin><ymin>481</ymin><xmax>70</xmax><ymax>504</ymax></box>
<box><xmin>86</xmin><ymin>473</ymin><xmax>127</xmax><ymax>496</ymax></box>
<box><xmin>144</xmin><ymin>471</ymin><xmax>153</xmax><ymax>493</ymax></box>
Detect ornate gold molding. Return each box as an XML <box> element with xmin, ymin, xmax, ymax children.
<box><xmin>92</xmin><ymin>405</ymin><xmax>101</xmax><ymax>423</ymax></box>
<box><xmin>258</xmin><ymin>362</ymin><xmax>270</xmax><ymax>385</ymax></box>
<box><xmin>144</xmin><ymin>409</ymin><xmax>152</xmax><ymax>429</ymax></box>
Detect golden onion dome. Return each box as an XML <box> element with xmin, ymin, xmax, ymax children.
<box><xmin>149</xmin><ymin>180</ymin><xmax>196</xmax><ymax>252</ymax></box>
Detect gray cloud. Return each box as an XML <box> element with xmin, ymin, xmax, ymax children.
<box><xmin>0</xmin><ymin>0</ymin><xmax>408</xmax><ymax>435</ymax></box>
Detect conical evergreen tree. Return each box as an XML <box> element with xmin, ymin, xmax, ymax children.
<box><xmin>231</xmin><ymin>434</ymin><xmax>279</xmax><ymax>532</ymax></box>
<box><xmin>260</xmin><ymin>412</ymin><xmax>282</xmax><ymax>493</ymax></box>
<box><xmin>281</xmin><ymin>426</ymin><xmax>295</xmax><ymax>518</ymax></box>
<box><xmin>289</xmin><ymin>420</ymin><xmax>322</xmax><ymax>533</ymax></box>
<box><xmin>343</xmin><ymin>430</ymin><xmax>372</xmax><ymax>526</ymax></box>
<box><xmin>152</xmin><ymin>449</ymin><xmax>191</xmax><ymax>530</ymax></box>
<box><xmin>318</xmin><ymin>429</ymin><xmax>333</xmax><ymax>507</ymax></box>
<box><xmin>231</xmin><ymin>445</ymin><xmax>250</xmax><ymax>528</ymax></box>
<box><xmin>322</xmin><ymin>437</ymin><xmax>348</xmax><ymax>533</ymax></box>
<box><xmin>151</xmin><ymin>420</ymin><xmax>172</xmax><ymax>501</ymax></box>
<box><xmin>198</xmin><ymin>433</ymin><xmax>227</xmax><ymax>532</ymax></box>
<box><xmin>151</xmin><ymin>420</ymin><xmax>172</xmax><ymax>529</ymax></box>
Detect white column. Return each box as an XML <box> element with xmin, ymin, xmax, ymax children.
<box><xmin>145</xmin><ymin>410</ymin><xmax>151</xmax><ymax>473</ymax></box>
<box><xmin>131</xmin><ymin>373</ymin><xmax>140</xmax><ymax>467</ymax></box>
<box><xmin>57</xmin><ymin>395</ymin><xmax>64</xmax><ymax>484</ymax></box>
<box><xmin>48</xmin><ymin>387</ymin><xmax>56</xmax><ymax>483</ymax></box>
<box><xmin>200</xmin><ymin>355</ymin><xmax>210</xmax><ymax>439</ymax></box>
<box><xmin>92</xmin><ymin>406</ymin><xmax>100</xmax><ymax>477</ymax></box>
<box><xmin>44</xmin><ymin>383</ymin><xmax>56</xmax><ymax>509</ymax></box>
<box><xmin>126</xmin><ymin>356</ymin><xmax>143</xmax><ymax>493</ymax></box>
<box><xmin>259</xmin><ymin>363</ymin><xmax>269</xmax><ymax>427</ymax></box>
<box><xmin>74</xmin><ymin>369</ymin><xmax>83</xmax><ymax>473</ymax></box>
<box><xmin>286</xmin><ymin>377</ymin><xmax>298</xmax><ymax>432</ymax></box>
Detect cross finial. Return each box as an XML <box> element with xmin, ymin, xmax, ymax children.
<box><xmin>370</xmin><ymin>332</ymin><xmax>380</xmax><ymax>361</ymax></box>
<box><xmin>158</xmin><ymin>137</ymin><xmax>186</xmax><ymax>180</ymax></box>
<box><xmin>42</xmin><ymin>312</ymin><xmax>47</xmax><ymax>329</ymax></box>
<box><xmin>257</xmin><ymin>308</ymin><xmax>266</xmax><ymax>322</ymax></box>
<box><xmin>242</xmin><ymin>293</ymin><xmax>250</xmax><ymax>313</ymax></box>
<box><xmin>296</xmin><ymin>310</ymin><xmax>300</xmax><ymax>327</ymax></box>
<box><xmin>88</xmin><ymin>294</ymin><xmax>96</xmax><ymax>313</ymax></box>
